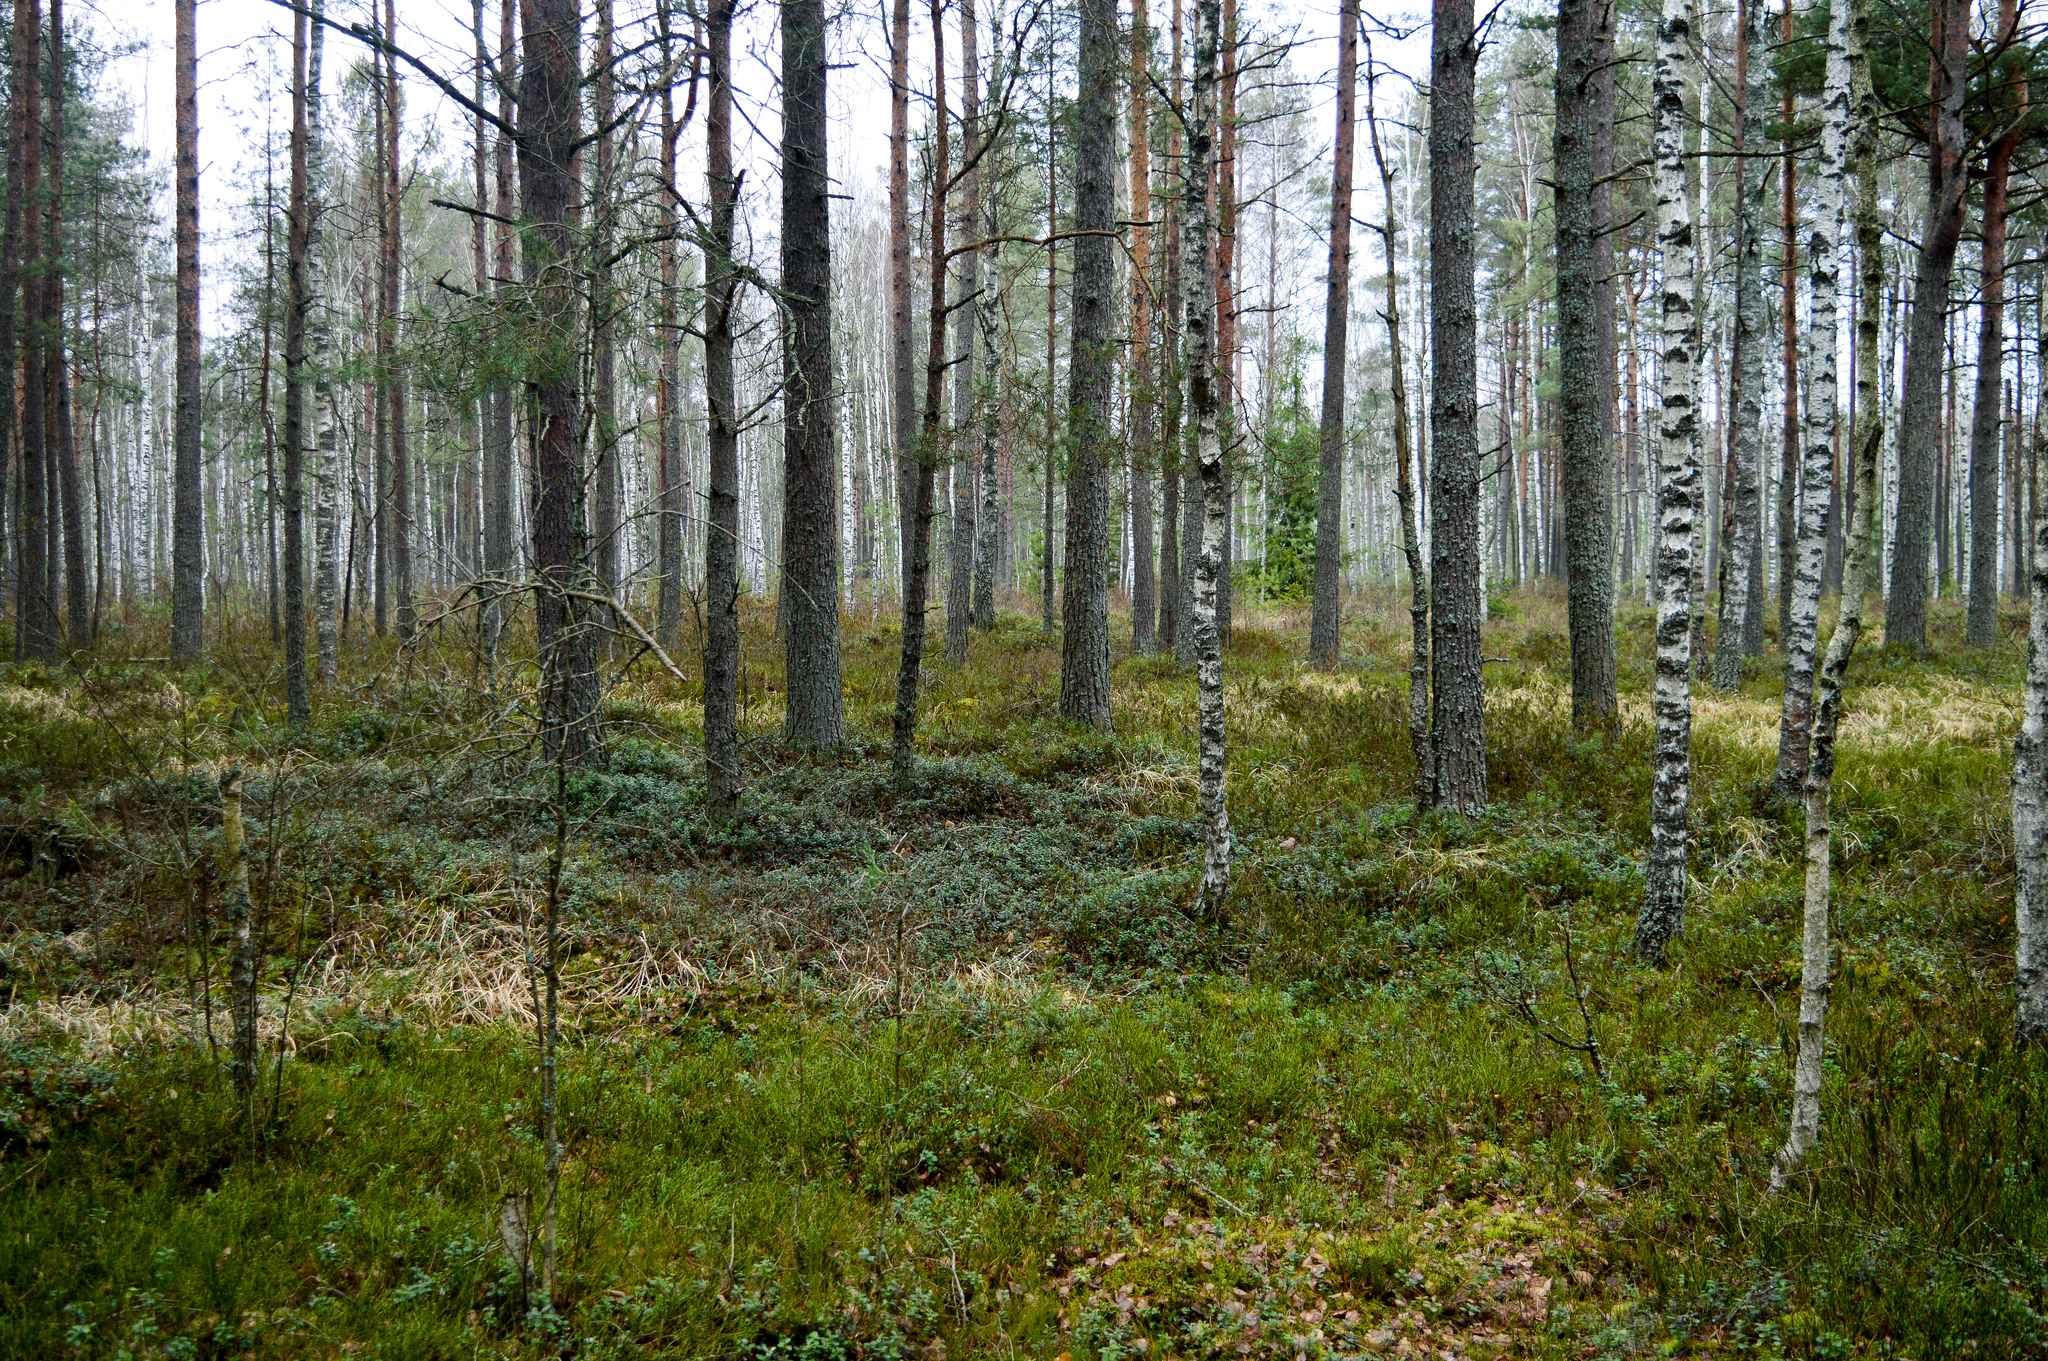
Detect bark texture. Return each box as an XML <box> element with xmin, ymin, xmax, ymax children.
<box><xmin>1429</xmin><ymin>0</ymin><xmax>1486</xmax><ymax>813</ymax></box>
<box><xmin>946</xmin><ymin>0</ymin><xmax>980</xmax><ymax>666</ymax></box>
<box><xmin>1968</xmin><ymin>0</ymin><xmax>2024</xmax><ymax>650</ymax></box>
<box><xmin>780</xmin><ymin>0</ymin><xmax>845</xmax><ymax>748</ymax></box>
<box><xmin>284</xmin><ymin>0</ymin><xmax>311</xmax><ymax>727</ymax></box>
<box><xmin>1058</xmin><ymin>0</ymin><xmax>1117</xmax><ymax>729</ymax></box>
<box><xmin>311</xmin><ymin>0</ymin><xmax>339</xmax><ymax>681</ymax></box>
<box><xmin>1634</xmin><ymin>0</ymin><xmax>1699</xmax><ymax>966</ymax></box>
<box><xmin>890</xmin><ymin>0</ymin><xmax>915</xmax><ymax>593</ymax></box>
<box><xmin>2019</xmin><ymin>432</ymin><xmax>2048</xmax><ymax>1039</ymax></box>
<box><xmin>1129</xmin><ymin>0</ymin><xmax>1158</xmax><ymax>655</ymax></box>
<box><xmin>1309</xmin><ymin>0</ymin><xmax>1358</xmax><ymax>667</ymax></box>
<box><xmin>704</xmin><ymin>0</ymin><xmax>742</xmax><ymax>821</ymax></box>
<box><xmin>480</xmin><ymin>0</ymin><xmax>516</xmax><ymax>660</ymax></box>
<box><xmin>172</xmin><ymin>0</ymin><xmax>204</xmax><ymax>660</ymax></box>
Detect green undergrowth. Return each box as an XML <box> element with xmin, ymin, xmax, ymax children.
<box><xmin>2</xmin><ymin>592</ymin><xmax>2045</xmax><ymax>1358</ymax></box>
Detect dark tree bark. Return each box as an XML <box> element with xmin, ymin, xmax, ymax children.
<box><xmin>1554</xmin><ymin>0</ymin><xmax>1617</xmax><ymax>729</ymax></box>
<box><xmin>171</xmin><ymin>0</ymin><xmax>203</xmax><ymax>660</ymax></box>
<box><xmin>1157</xmin><ymin>0</ymin><xmax>1183</xmax><ymax>655</ymax></box>
<box><xmin>0</xmin><ymin>0</ymin><xmax>26</xmax><ymax>663</ymax></box>
<box><xmin>589</xmin><ymin>0</ymin><xmax>620</xmax><ymax>608</ymax></box>
<box><xmin>46</xmin><ymin>0</ymin><xmax>82</xmax><ymax>649</ymax></box>
<box><xmin>946</xmin><ymin>0</ymin><xmax>980</xmax><ymax>666</ymax></box>
<box><xmin>1058</xmin><ymin>0</ymin><xmax>1117</xmax><ymax>729</ymax></box>
<box><xmin>1968</xmin><ymin>0</ymin><xmax>2023</xmax><ymax>649</ymax></box>
<box><xmin>481</xmin><ymin>0</ymin><xmax>516</xmax><ymax>658</ymax></box>
<box><xmin>1714</xmin><ymin>0</ymin><xmax>1769</xmax><ymax>686</ymax></box>
<box><xmin>384</xmin><ymin>0</ymin><xmax>414</xmax><ymax>642</ymax></box>
<box><xmin>657</xmin><ymin>9</ymin><xmax>686</xmax><ymax>646</ymax></box>
<box><xmin>703</xmin><ymin>0</ymin><xmax>741</xmax><ymax>819</ymax></box>
<box><xmin>971</xmin><ymin>0</ymin><xmax>1004</xmax><ymax>630</ymax></box>
<box><xmin>310</xmin><ymin>0</ymin><xmax>339</xmax><ymax>680</ymax></box>
<box><xmin>780</xmin><ymin>0</ymin><xmax>845</xmax><ymax>748</ymax></box>
<box><xmin>1429</xmin><ymin>0</ymin><xmax>1485</xmax><ymax>813</ymax></box>
<box><xmin>890</xmin><ymin>0</ymin><xmax>915</xmax><ymax>595</ymax></box>
<box><xmin>1129</xmin><ymin>0</ymin><xmax>1158</xmax><ymax>655</ymax></box>
<box><xmin>1887</xmin><ymin>0</ymin><xmax>1970</xmax><ymax>650</ymax></box>
<box><xmin>520</xmin><ymin>0</ymin><xmax>602</xmax><ymax>763</ymax></box>
<box><xmin>1309</xmin><ymin>0</ymin><xmax>1358</xmax><ymax>667</ymax></box>
<box><xmin>17</xmin><ymin>0</ymin><xmax>51</xmax><ymax>663</ymax></box>
<box><xmin>284</xmin><ymin>0</ymin><xmax>311</xmax><ymax>726</ymax></box>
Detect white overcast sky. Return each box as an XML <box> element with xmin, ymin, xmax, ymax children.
<box><xmin>96</xmin><ymin>0</ymin><xmax>1431</xmax><ymax>332</ymax></box>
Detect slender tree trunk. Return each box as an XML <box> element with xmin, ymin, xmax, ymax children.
<box><xmin>1634</xmin><ymin>0</ymin><xmax>1700</xmax><ymax>964</ymax></box>
<box><xmin>47</xmin><ymin>0</ymin><xmax>83</xmax><ymax>649</ymax></box>
<box><xmin>171</xmin><ymin>0</ymin><xmax>203</xmax><ymax>660</ymax></box>
<box><xmin>1555</xmin><ymin>0</ymin><xmax>1618</xmax><ymax>728</ymax></box>
<box><xmin>1886</xmin><ymin>0</ymin><xmax>1970</xmax><ymax>651</ymax></box>
<box><xmin>1771</xmin><ymin>0</ymin><xmax>1851</xmax><ymax>802</ymax></box>
<box><xmin>1309</xmin><ymin>0</ymin><xmax>1358</xmax><ymax>666</ymax></box>
<box><xmin>1968</xmin><ymin>0</ymin><xmax>2023</xmax><ymax>649</ymax></box>
<box><xmin>17</xmin><ymin>0</ymin><xmax>51</xmax><ymax>663</ymax></box>
<box><xmin>284</xmin><ymin>0</ymin><xmax>311</xmax><ymax>727</ymax></box>
<box><xmin>0</xmin><ymin>0</ymin><xmax>24</xmax><ymax>662</ymax></box>
<box><xmin>890</xmin><ymin>0</ymin><xmax>915</xmax><ymax>596</ymax></box>
<box><xmin>219</xmin><ymin>767</ymin><xmax>259</xmax><ymax>1143</ymax></box>
<box><xmin>1058</xmin><ymin>0</ymin><xmax>1117</xmax><ymax>729</ymax></box>
<box><xmin>1776</xmin><ymin>0</ymin><xmax>1798</xmax><ymax>642</ymax></box>
<box><xmin>1128</xmin><ymin>0</ymin><xmax>1158</xmax><ymax>656</ymax></box>
<box><xmin>311</xmin><ymin>0</ymin><xmax>339</xmax><ymax>682</ymax></box>
<box><xmin>781</xmin><ymin>0</ymin><xmax>845</xmax><ymax>748</ymax></box>
<box><xmin>1366</xmin><ymin>51</ymin><xmax>1429</xmax><ymax>810</ymax></box>
<box><xmin>588</xmin><ymin>0</ymin><xmax>620</xmax><ymax>615</ymax></box>
<box><xmin>1771</xmin><ymin>0</ymin><xmax>1860</xmax><ymax>1186</ymax></box>
<box><xmin>521</xmin><ymin>0</ymin><xmax>602</xmax><ymax>764</ymax></box>
<box><xmin>946</xmin><ymin>0</ymin><xmax>980</xmax><ymax>665</ymax></box>
<box><xmin>1185</xmin><ymin>0</ymin><xmax>1230</xmax><ymax>919</ymax></box>
<box><xmin>1429</xmin><ymin>0</ymin><xmax>1485</xmax><ymax>813</ymax></box>
<box><xmin>657</xmin><ymin>15</ymin><xmax>685</xmax><ymax>646</ymax></box>
<box><xmin>1157</xmin><ymin>0</ymin><xmax>1183</xmax><ymax>655</ymax></box>
<box><xmin>481</xmin><ymin>0</ymin><xmax>516</xmax><ymax>660</ymax></box>
<box><xmin>892</xmin><ymin>0</ymin><xmax>953</xmax><ymax>788</ymax></box>
<box><xmin>384</xmin><ymin>0</ymin><xmax>413</xmax><ymax>642</ymax></box>
<box><xmin>1714</xmin><ymin>0</ymin><xmax>1769</xmax><ymax>686</ymax></box>
<box><xmin>703</xmin><ymin>0</ymin><xmax>741</xmax><ymax>820</ymax></box>
<box><xmin>972</xmin><ymin>0</ymin><xmax>1005</xmax><ymax>631</ymax></box>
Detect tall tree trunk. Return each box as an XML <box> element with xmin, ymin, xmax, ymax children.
<box><xmin>703</xmin><ymin>0</ymin><xmax>741</xmax><ymax>820</ymax></box>
<box><xmin>891</xmin><ymin>0</ymin><xmax>953</xmax><ymax>788</ymax></box>
<box><xmin>1771</xmin><ymin>0</ymin><xmax>1859</xmax><ymax>1186</ymax></box>
<box><xmin>384</xmin><ymin>0</ymin><xmax>413</xmax><ymax>643</ymax></box>
<box><xmin>371</xmin><ymin>39</ymin><xmax>391</xmax><ymax>641</ymax></box>
<box><xmin>1555</xmin><ymin>0</ymin><xmax>1617</xmax><ymax>729</ymax></box>
<box><xmin>1157</xmin><ymin>0</ymin><xmax>1183</xmax><ymax>655</ymax></box>
<box><xmin>1214</xmin><ymin>0</ymin><xmax>1236</xmax><ymax>647</ymax></box>
<box><xmin>284</xmin><ymin>0</ymin><xmax>311</xmax><ymax>727</ymax></box>
<box><xmin>946</xmin><ymin>0</ymin><xmax>980</xmax><ymax>665</ymax></box>
<box><xmin>1886</xmin><ymin>0</ymin><xmax>1970</xmax><ymax>651</ymax></box>
<box><xmin>1309</xmin><ymin>0</ymin><xmax>1358</xmax><ymax>667</ymax></box>
<box><xmin>17</xmin><ymin>0</ymin><xmax>51</xmax><ymax>662</ymax></box>
<box><xmin>1772</xmin><ymin>0</ymin><xmax>1852</xmax><ymax>802</ymax></box>
<box><xmin>1714</xmin><ymin>0</ymin><xmax>1769</xmax><ymax>686</ymax></box>
<box><xmin>171</xmin><ymin>0</ymin><xmax>203</xmax><ymax>660</ymax></box>
<box><xmin>481</xmin><ymin>0</ymin><xmax>516</xmax><ymax>660</ymax></box>
<box><xmin>311</xmin><ymin>0</ymin><xmax>339</xmax><ymax>682</ymax></box>
<box><xmin>972</xmin><ymin>0</ymin><xmax>1006</xmax><ymax>631</ymax></box>
<box><xmin>1185</xmin><ymin>0</ymin><xmax>1229</xmax><ymax>919</ymax></box>
<box><xmin>1366</xmin><ymin>46</ymin><xmax>1429</xmax><ymax>810</ymax></box>
<box><xmin>890</xmin><ymin>0</ymin><xmax>915</xmax><ymax>596</ymax></box>
<box><xmin>1776</xmin><ymin>0</ymin><xmax>1798</xmax><ymax>642</ymax></box>
<box><xmin>1633</xmin><ymin>0</ymin><xmax>1700</xmax><ymax>965</ymax></box>
<box><xmin>0</xmin><ymin>0</ymin><xmax>24</xmax><ymax>663</ymax></box>
<box><xmin>47</xmin><ymin>0</ymin><xmax>83</xmax><ymax>649</ymax></box>
<box><xmin>1429</xmin><ymin>0</ymin><xmax>1485</xmax><ymax>813</ymax></box>
<box><xmin>1058</xmin><ymin>0</ymin><xmax>1117</xmax><ymax>728</ymax></box>
<box><xmin>589</xmin><ymin>0</ymin><xmax>620</xmax><ymax>611</ymax></box>
<box><xmin>780</xmin><ymin>0</ymin><xmax>845</xmax><ymax>748</ymax></box>
<box><xmin>657</xmin><ymin>11</ymin><xmax>685</xmax><ymax>646</ymax></box>
<box><xmin>1129</xmin><ymin>0</ymin><xmax>1158</xmax><ymax>656</ymax></box>
<box><xmin>521</xmin><ymin>0</ymin><xmax>601</xmax><ymax>764</ymax></box>
<box><xmin>1968</xmin><ymin>0</ymin><xmax>2024</xmax><ymax>649</ymax></box>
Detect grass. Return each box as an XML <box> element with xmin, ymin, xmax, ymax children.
<box><xmin>1</xmin><ymin>585</ymin><xmax>2045</xmax><ymax>1359</ymax></box>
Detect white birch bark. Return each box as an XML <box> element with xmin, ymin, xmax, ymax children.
<box><xmin>2018</xmin><ymin>452</ymin><xmax>2048</xmax><ymax>1039</ymax></box>
<box><xmin>1634</xmin><ymin>0</ymin><xmax>1698</xmax><ymax>965</ymax></box>
<box><xmin>1185</xmin><ymin>0</ymin><xmax>1229</xmax><ymax>920</ymax></box>
<box><xmin>307</xmin><ymin>1</ymin><xmax>339</xmax><ymax>682</ymax></box>
<box><xmin>1773</xmin><ymin>0</ymin><xmax>1867</xmax><ymax>1184</ymax></box>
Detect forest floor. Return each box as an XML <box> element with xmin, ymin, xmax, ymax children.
<box><xmin>1</xmin><ymin>587</ymin><xmax>2043</xmax><ymax>1360</ymax></box>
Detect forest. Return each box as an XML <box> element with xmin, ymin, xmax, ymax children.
<box><xmin>2</xmin><ymin>0</ymin><xmax>2046</xmax><ymax>1351</ymax></box>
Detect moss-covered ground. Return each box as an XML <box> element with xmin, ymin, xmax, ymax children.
<box><xmin>1</xmin><ymin>588</ymin><xmax>2043</xmax><ymax>1359</ymax></box>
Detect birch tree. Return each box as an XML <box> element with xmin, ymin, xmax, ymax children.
<box><xmin>1633</xmin><ymin>0</ymin><xmax>1698</xmax><ymax>966</ymax></box>
<box><xmin>1713</xmin><ymin>0</ymin><xmax>1769</xmax><ymax>688</ymax></box>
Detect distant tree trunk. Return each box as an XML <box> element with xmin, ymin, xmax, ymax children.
<box><xmin>481</xmin><ymin>0</ymin><xmax>516</xmax><ymax>659</ymax></box>
<box><xmin>1776</xmin><ymin>0</ymin><xmax>1798</xmax><ymax>643</ymax></box>
<box><xmin>311</xmin><ymin>0</ymin><xmax>339</xmax><ymax>682</ymax></box>
<box><xmin>1555</xmin><ymin>0</ymin><xmax>1617</xmax><ymax>729</ymax></box>
<box><xmin>1771</xmin><ymin>0</ymin><xmax>1860</xmax><ymax>1186</ymax></box>
<box><xmin>171</xmin><ymin>0</ymin><xmax>203</xmax><ymax>661</ymax></box>
<box><xmin>520</xmin><ymin>0</ymin><xmax>602</xmax><ymax>764</ymax></box>
<box><xmin>1309</xmin><ymin>0</ymin><xmax>1358</xmax><ymax>667</ymax></box>
<box><xmin>972</xmin><ymin>0</ymin><xmax>1005</xmax><ymax>631</ymax></box>
<box><xmin>588</xmin><ymin>0</ymin><xmax>620</xmax><ymax>610</ymax></box>
<box><xmin>1043</xmin><ymin>90</ymin><xmax>1059</xmax><ymax>642</ymax></box>
<box><xmin>372</xmin><ymin>39</ymin><xmax>390</xmax><ymax>641</ymax></box>
<box><xmin>890</xmin><ymin>0</ymin><xmax>915</xmax><ymax>595</ymax></box>
<box><xmin>1366</xmin><ymin>46</ymin><xmax>1429</xmax><ymax>811</ymax></box>
<box><xmin>1058</xmin><ymin>0</ymin><xmax>1117</xmax><ymax>729</ymax></box>
<box><xmin>1713</xmin><ymin>0</ymin><xmax>1768</xmax><ymax>688</ymax></box>
<box><xmin>1886</xmin><ymin>0</ymin><xmax>1970</xmax><ymax>651</ymax></box>
<box><xmin>1185</xmin><ymin>0</ymin><xmax>1230</xmax><ymax>919</ymax></box>
<box><xmin>1771</xmin><ymin>0</ymin><xmax>1852</xmax><ymax>802</ymax></box>
<box><xmin>780</xmin><ymin>0</ymin><xmax>845</xmax><ymax>749</ymax></box>
<box><xmin>284</xmin><ymin>0</ymin><xmax>311</xmax><ymax>726</ymax></box>
<box><xmin>657</xmin><ymin>13</ymin><xmax>685</xmax><ymax>646</ymax></box>
<box><xmin>384</xmin><ymin>0</ymin><xmax>413</xmax><ymax>642</ymax></box>
<box><xmin>1633</xmin><ymin>0</ymin><xmax>1700</xmax><ymax>966</ymax></box>
<box><xmin>892</xmin><ymin>0</ymin><xmax>953</xmax><ymax>788</ymax></box>
<box><xmin>0</xmin><ymin>0</ymin><xmax>23</xmax><ymax>664</ymax></box>
<box><xmin>47</xmin><ymin>0</ymin><xmax>84</xmax><ymax>649</ymax></box>
<box><xmin>703</xmin><ymin>0</ymin><xmax>741</xmax><ymax>819</ymax></box>
<box><xmin>946</xmin><ymin>0</ymin><xmax>980</xmax><ymax>666</ymax></box>
<box><xmin>1968</xmin><ymin>0</ymin><xmax>2023</xmax><ymax>649</ymax></box>
<box><xmin>17</xmin><ymin>0</ymin><xmax>51</xmax><ymax>663</ymax></box>
<box><xmin>1429</xmin><ymin>0</ymin><xmax>1485</xmax><ymax>814</ymax></box>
